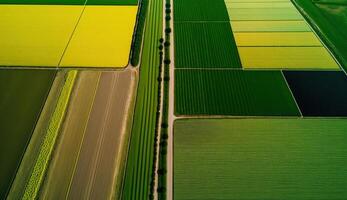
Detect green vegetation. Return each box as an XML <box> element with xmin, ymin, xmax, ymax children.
<box><xmin>175</xmin><ymin>69</ymin><xmax>300</xmax><ymax>116</ymax></box>
<box><xmin>175</xmin><ymin>23</ymin><xmax>241</xmax><ymax>68</ymax></box>
<box><xmin>22</xmin><ymin>70</ymin><xmax>77</xmax><ymax>200</ymax></box>
<box><xmin>174</xmin><ymin>118</ymin><xmax>347</xmax><ymax>200</ymax></box>
<box><xmin>0</xmin><ymin>0</ymin><xmax>138</xmax><ymax>5</ymax></box>
<box><xmin>122</xmin><ymin>0</ymin><xmax>162</xmax><ymax>198</ymax></box>
<box><xmin>157</xmin><ymin>1</ymin><xmax>171</xmax><ymax>199</ymax></box>
<box><xmin>130</xmin><ymin>0</ymin><xmax>149</xmax><ymax>66</ymax></box>
<box><xmin>293</xmin><ymin>0</ymin><xmax>347</xmax><ymax>70</ymax></box>
<box><xmin>0</xmin><ymin>69</ymin><xmax>55</xmax><ymax>199</ymax></box>
<box><xmin>174</xmin><ymin>0</ymin><xmax>229</xmax><ymax>21</ymax></box>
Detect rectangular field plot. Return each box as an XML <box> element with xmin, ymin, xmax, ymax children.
<box><xmin>284</xmin><ymin>71</ymin><xmax>347</xmax><ymax>116</ymax></box>
<box><xmin>0</xmin><ymin>0</ymin><xmax>137</xmax><ymax>5</ymax></box>
<box><xmin>174</xmin><ymin>0</ymin><xmax>229</xmax><ymax>21</ymax></box>
<box><xmin>226</xmin><ymin>2</ymin><xmax>293</xmax><ymax>9</ymax></box>
<box><xmin>60</xmin><ymin>6</ymin><xmax>137</xmax><ymax>68</ymax></box>
<box><xmin>174</xmin><ymin>118</ymin><xmax>347</xmax><ymax>200</ymax></box>
<box><xmin>231</xmin><ymin>20</ymin><xmax>311</xmax><ymax>32</ymax></box>
<box><xmin>0</xmin><ymin>69</ymin><xmax>55</xmax><ymax>198</ymax></box>
<box><xmin>228</xmin><ymin>8</ymin><xmax>302</xmax><ymax>21</ymax></box>
<box><xmin>239</xmin><ymin>47</ymin><xmax>339</xmax><ymax>69</ymax></box>
<box><xmin>0</xmin><ymin>4</ymin><xmax>137</xmax><ymax>68</ymax></box>
<box><xmin>175</xmin><ymin>22</ymin><xmax>241</xmax><ymax>68</ymax></box>
<box><xmin>234</xmin><ymin>32</ymin><xmax>321</xmax><ymax>46</ymax></box>
<box><xmin>175</xmin><ymin>69</ymin><xmax>300</xmax><ymax>116</ymax></box>
<box><xmin>0</xmin><ymin>5</ymin><xmax>83</xmax><ymax>67</ymax></box>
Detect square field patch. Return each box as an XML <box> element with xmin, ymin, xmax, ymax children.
<box><xmin>284</xmin><ymin>71</ymin><xmax>347</xmax><ymax>116</ymax></box>
<box><xmin>174</xmin><ymin>22</ymin><xmax>241</xmax><ymax>68</ymax></box>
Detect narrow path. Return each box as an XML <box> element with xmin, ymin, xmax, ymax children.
<box><xmin>167</xmin><ymin>0</ymin><xmax>176</xmax><ymax>197</ymax></box>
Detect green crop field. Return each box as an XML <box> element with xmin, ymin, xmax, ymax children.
<box><xmin>174</xmin><ymin>0</ymin><xmax>229</xmax><ymax>21</ymax></box>
<box><xmin>122</xmin><ymin>0</ymin><xmax>162</xmax><ymax>198</ymax></box>
<box><xmin>293</xmin><ymin>0</ymin><xmax>347</xmax><ymax>70</ymax></box>
<box><xmin>175</xmin><ymin>23</ymin><xmax>241</xmax><ymax>68</ymax></box>
<box><xmin>175</xmin><ymin>69</ymin><xmax>300</xmax><ymax>116</ymax></box>
<box><xmin>174</xmin><ymin>118</ymin><xmax>347</xmax><ymax>200</ymax></box>
<box><xmin>0</xmin><ymin>69</ymin><xmax>55</xmax><ymax>199</ymax></box>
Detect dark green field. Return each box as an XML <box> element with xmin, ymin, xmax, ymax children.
<box><xmin>175</xmin><ymin>69</ymin><xmax>300</xmax><ymax>116</ymax></box>
<box><xmin>0</xmin><ymin>0</ymin><xmax>138</xmax><ymax>5</ymax></box>
<box><xmin>294</xmin><ymin>0</ymin><xmax>347</xmax><ymax>70</ymax></box>
<box><xmin>174</xmin><ymin>118</ymin><xmax>347</xmax><ymax>200</ymax></box>
<box><xmin>284</xmin><ymin>71</ymin><xmax>347</xmax><ymax>116</ymax></box>
<box><xmin>175</xmin><ymin>23</ymin><xmax>241</xmax><ymax>68</ymax></box>
<box><xmin>174</xmin><ymin>0</ymin><xmax>229</xmax><ymax>21</ymax></box>
<box><xmin>0</xmin><ymin>69</ymin><xmax>55</xmax><ymax>199</ymax></box>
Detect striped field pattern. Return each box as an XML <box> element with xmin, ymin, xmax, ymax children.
<box><xmin>122</xmin><ymin>0</ymin><xmax>162</xmax><ymax>198</ymax></box>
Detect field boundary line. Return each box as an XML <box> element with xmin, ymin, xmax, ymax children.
<box><xmin>281</xmin><ymin>70</ymin><xmax>303</xmax><ymax>117</ymax></box>
<box><xmin>57</xmin><ymin>0</ymin><xmax>88</xmax><ymax>68</ymax></box>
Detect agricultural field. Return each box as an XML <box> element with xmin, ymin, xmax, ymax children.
<box><xmin>175</xmin><ymin>23</ymin><xmax>241</xmax><ymax>68</ymax></box>
<box><xmin>121</xmin><ymin>0</ymin><xmax>163</xmax><ymax>198</ymax></box>
<box><xmin>175</xmin><ymin>70</ymin><xmax>300</xmax><ymax>116</ymax></box>
<box><xmin>0</xmin><ymin>69</ymin><xmax>55</xmax><ymax>199</ymax></box>
<box><xmin>226</xmin><ymin>0</ymin><xmax>339</xmax><ymax>69</ymax></box>
<box><xmin>40</xmin><ymin>70</ymin><xmax>137</xmax><ymax>199</ymax></box>
<box><xmin>0</xmin><ymin>0</ymin><xmax>138</xmax><ymax>68</ymax></box>
<box><xmin>293</xmin><ymin>0</ymin><xmax>347</xmax><ymax>70</ymax></box>
<box><xmin>171</xmin><ymin>0</ymin><xmax>347</xmax><ymax>199</ymax></box>
<box><xmin>1</xmin><ymin>0</ymin><xmax>347</xmax><ymax>198</ymax></box>
<box><xmin>174</xmin><ymin>119</ymin><xmax>347</xmax><ymax>199</ymax></box>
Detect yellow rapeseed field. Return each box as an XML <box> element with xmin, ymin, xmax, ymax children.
<box><xmin>0</xmin><ymin>5</ymin><xmax>137</xmax><ymax>68</ymax></box>
<box><xmin>60</xmin><ymin>6</ymin><xmax>138</xmax><ymax>68</ymax></box>
<box><xmin>0</xmin><ymin>5</ymin><xmax>82</xmax><ymax>67</ymax></box>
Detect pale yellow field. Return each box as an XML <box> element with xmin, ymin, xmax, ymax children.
<box><xmin>0</xmin><ymin>5</ymin><xmax>83</xmax><ymax>67</ymax></box>
<box><xmin>238</xmin><ymin>47</ymin><xmax>339</xmax><ymax>69</ymax></box>
<box><xmin>60</xmin><ymin>6</ymin><xmax>138</xmax><ymax>68</ymax></box>
<box><xmin>231</xmin><ymin>21</ymin><xmax>311</xmax><ymax>32</ymax></box>
<box><xmin>234</xmin><ymin>32</ymin><xmax>322</xmax><ymax>46</ymax></box>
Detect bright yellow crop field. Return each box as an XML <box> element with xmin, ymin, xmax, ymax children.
<box><xmin>60</xmin><ymin>6</ymin><xmax>138</xmax><ymax>68</ymax></box>
<box><xmin>0</xmin><ymin>5</ymin><xmax>137</xmax><ymax>68</ymax></box>
<box><xmin>0</xmin><ymin>5</ymin><xmax>82</xmax><ymax>67</ymax></box>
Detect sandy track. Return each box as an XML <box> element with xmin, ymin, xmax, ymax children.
<box><xmin>39</xmin><ymin>69</ymin><xmax>137</xmax><ymax>200</ymax></box>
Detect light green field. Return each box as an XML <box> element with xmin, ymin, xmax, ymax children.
<box><xmin>174</xmin><ymin>118</ymin><xmax>347</xmax><ymax>200</ymax></box>
<box><xmin>231</xmin><ymin>20</ymin><xmax>311</xmax><ymax>32</ymax></box>
<box><xmin>228</xmin><ymin>8</ymin><xmax>302</xmax><ymax>20</ymax></box>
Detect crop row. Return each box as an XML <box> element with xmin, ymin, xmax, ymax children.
<box><xmin>122</xmin><ymin>0</ymin><xmax>163</xmax><ymax>198</ymax></box>
<box><xmin>175</xmin><ymin>69</ymin><xmax>300</xmax><ymax>116</ymax></box>
<box><xmin>175</xmin><ymin>22</ymin><xmax>241</xmax><ymax>68</ymax></box>
<box><xmin>174</xmin><ymin>0</ymin><xmax>229</xmax><ymax>21</ymax></box>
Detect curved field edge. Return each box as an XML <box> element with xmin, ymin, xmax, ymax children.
<box><xmin>16</xmin><ymin>71</ymin><xmax>77</xmax><ymax>200</ymax></box>
<box><xmin>7</xmin><ymin>71</ymin><xmax>66</xmax><ymax>200</ymax></box>
<box><xmin>122</xmin><ymin>0</ymin><xmax>163</xmax><ymax>198</ymax></box>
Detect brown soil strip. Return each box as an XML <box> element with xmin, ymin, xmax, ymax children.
<box><xmin>39</xmin><ymin>71</ymin><xmax>101</xmax><ymax>200</ymax></box>
<box><xmin>66</xmin><ymin>69</ymin><xmax>136</xmax><ymax>199</ymax></box>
